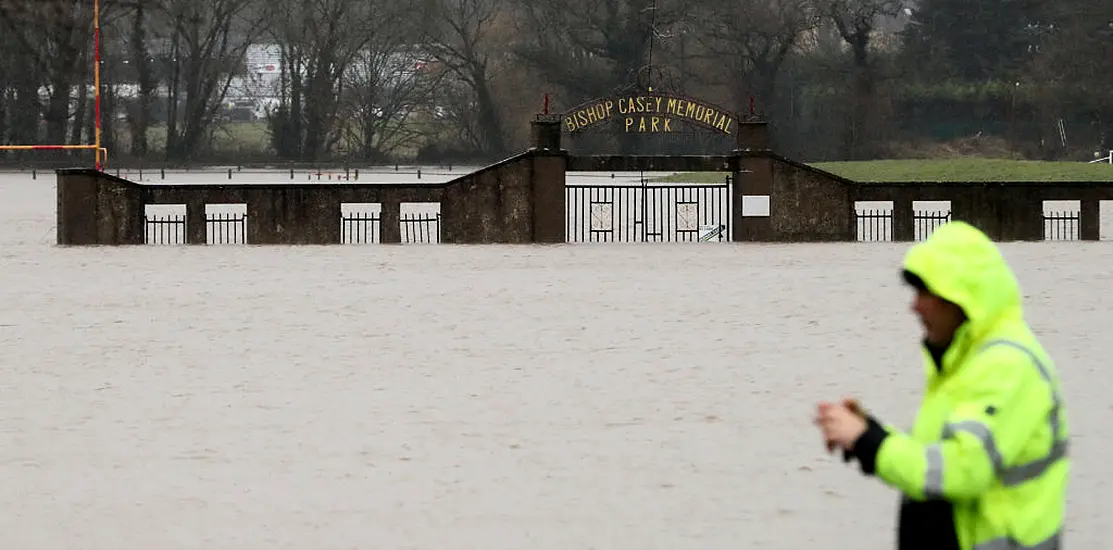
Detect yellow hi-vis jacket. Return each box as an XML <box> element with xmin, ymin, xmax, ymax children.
<box><xmin>851</xmin><ymin>221</ymin><xmax>1069</xmax><ymax>550</ymax></box>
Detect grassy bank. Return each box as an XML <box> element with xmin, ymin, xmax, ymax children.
<box><xmin>655</xmin><ymin>158</ymin><xmax>1113</xmax><ymax>183</ymax></box>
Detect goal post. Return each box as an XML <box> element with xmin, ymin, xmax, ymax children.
<box><xmin>1</xmin><ymin>0</ymin><xmax>104</xmax><ymax>170</ymax></box>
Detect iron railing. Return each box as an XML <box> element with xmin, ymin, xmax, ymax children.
<box><xmin>1044</xmin><ymin>211</ymin><xmax>1080</xmax><ymax>240</ymax></box>
<box><xmin>144</xmin><ymin>214</ymin><xmax>186</xmax><ymax>245</ymax></box>
<box><xmin>854</xmin><ymin>209</ymin><xmax>893</xmax><ymax>242</ymax></box>
<box><xmin>341</xmin><ymin>212</ymin><xmax>381</xmax><ymax>244</ymax></box>
<box><xmin>854</xmin><ymin>209</ymin><xmax>955</xmax><ymax>242</ymax></box>
<box><xmin>914</xmin><ymin>210</ymin><xmax>951</xmax><ymax>241</ymax></box>
<box><xmin>142</xmin><ymin>205</ymin><xmax>1087</xmax><ymax>244</ymax></box>
<box><xmin>340</xmin><ymin>211</ymin><xmax>440</xmax><ymax>243</ymax></box>
<box><xmin>401</xmin><ymin>212</ymin><xmax>441</xmax><ymax>243</ymax></box>
<box><xmin>206</xmin><ymin>212</ymin><xmax>247</xmax><ymax>244</ymax></box>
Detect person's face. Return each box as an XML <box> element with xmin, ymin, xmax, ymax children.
<box><xmin>911</xmin><ymin>288</ymin><xmax>966</xmax><ymax>346</ymax></box>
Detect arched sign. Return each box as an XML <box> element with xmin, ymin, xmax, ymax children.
<box><xmin>562</xmin><ymin>93</ymin><xmax>738</xmax><ymax>135</ymax></box>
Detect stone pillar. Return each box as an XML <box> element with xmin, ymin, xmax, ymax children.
<box><xmin>57</xmin><ymin>171</ymin><xmax>97</xmax><ymax>245</ymax></box>
<box><xmin>530</xmin><ymin>152</ymin><xmax>567</xmax><ymax>243</ymax></box>
<box><xmin>531</xmin><ymin>114</ymin><xmax>563</xmax><ymax>151</ymax></box>
<box><xmin>953</xmin><ymin>192</ymin><xmax>1043</xmax><ymax>242</ymax></box>
<box><xmin>893</xmin><ymin>198</ymin><xmax>914</xmax><ymax>241</ymax></box>
<box><xmin>1004</xmin><ymin>198</ymin><xmax>1045</xmax><ymax>241</ymax></box>
<box><xmin>732</xmin><ymin>120</ymin><xmax>774</xmax><ymax>241</ymax></box>
<box><xmin>246</xmin><ymin>196</ymin><xmax>274</xmax><ymax>244</ymax></box>
<box><xmin>381</xmin><ymin>201</ymin><xmax>401</xmax><ymax>243</ymax></box>
<box><xmin>1080</xmin><ymin>199</ymin><xmax>1100</xmax><ymax>241</ymax></box>
<box><xmin>321</xmin><ymin>198</ymin><xmax>343</xmax><ymax>244</ymax></box>
<box><xmin>528</xmin><ymin>112</ymin><xmax>566</xmax><ymax>244</ymax></box>
<box><xmin>736</xmin><ymin>119</ymin><xmax>769</xmax><ymax>150</ymax></box>
<box><xmin>186</xmin><ymin>200</ymin><xmax>206</xmax><ymax>244</ymax></box>
<box><xmin>56</xmin><ymin>169</ymin><xmax>144</xmax><ymax>245</ymax></box>
<box><xmin>951</xmin><ymin>195</ymin><xmax>996</xmax><ymax>239</ymax></box>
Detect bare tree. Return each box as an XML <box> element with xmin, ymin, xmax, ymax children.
<box><xmin>156</xmin><ymin>0</ymin><xmax>266</xmax><ymax>160</ymax></box>
<box><xmin>127</xmin><ymin>0</ymin><xmax>157</xmax><ymax>157</ymax></box>
<box><xmin>821</xmin><ymin>0</ymin><xmax>902</xmax><ymax>68</ymax></box>
<box><xmin>427</xmin><ymin>75</ymin><xmax>486</xmax><ymax>153</ymax></box>
<box><xmin>513</xmin><ymin>0</ymin><xmax>691</xmax><ymax>102</ymax></box>
<box><xmin>0</xmin><ymin>0</ymin><xmax>94</xmax><ymax>145</ymax></box>
<box><xmin>422</xmin><ymin>0</ymin><xmax>509</xmax><ymax>156</ymax></box>
<box><xmin>332</xmin><ymin>0</ymin><xmax>440</xmax><ymax>161</ymax></box>
<box><xmin>0</xmin><ymin>13</ymin><xmax>34</xmax><ymax>147</ymax></box>
<box><xmin>692</xmin><ymin>0</ymin><xmax>819</xmax><ymax>115</ymax></box>
<box><xmin>267</xmin><ymin>0</ymin><xmax>386</xmax><ymax>161</ymax></box>
<box><xmin>815</xmin><ymin>0</ymin><xmax>903</xmax><ymax>158</ymax></box>
<box><xmin>337</xmin><ymin>46</ymin><xmax>443</xmax><ymax>161</ymax></box>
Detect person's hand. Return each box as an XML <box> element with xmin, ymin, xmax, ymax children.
<box><xmin>818</xmin><ymin>398</ymin><xmax>866</xmax><ymax>453</ymax></box>
<box><xmin>815</xmin><ymin>398</ymin><xmax>868</xmax><ymax>453</ymax></box>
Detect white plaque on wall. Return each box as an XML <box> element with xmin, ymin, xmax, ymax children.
<box><xmin>741</xmin><ymin>195</ymin><xmax>770</xmax><ymax>217</ymax></box>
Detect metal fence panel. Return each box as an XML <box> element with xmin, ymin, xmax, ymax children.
<box><xmin>1044</xmin><ymin>212</ymin><xmax>1080</xmax><ymax>241</ymax></box>
<box><xmin>206</xmin><ymin>213</ymin><xmax>247</xmax><ymax>244</ymax></box>
<box><xmin>144</xmin><ymin>214</ymin><xmax>186</xmax><ymax>245</ymax></box>
<box><xmin>341</xmin><ymin>212</ymin><xmax>381</xmax><ymax>244</ymax></box>
<box><xmin>566</xmin><ymin>182</ymin><xmax>731</xmax><ymax>243</ymax></box>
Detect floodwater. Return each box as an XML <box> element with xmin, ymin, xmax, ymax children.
<box><xmin>1</xmin><ymin>169</ymin><xmax>1110</xmax><ymax>549</ymax></box>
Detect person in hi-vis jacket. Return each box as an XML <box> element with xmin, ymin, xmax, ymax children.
<box><xmin>815</xmin><ymin>221</ymin><xmax>1069</xmax><ymax>550</ymax></box>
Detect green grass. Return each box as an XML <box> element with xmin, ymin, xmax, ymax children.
<box><xmin>143</xmin><ymin>121</ymin><xmax>271</xmax><ymax>154</ymax></box>
<box><xmin>655</xmin><ymin>158</ymin><xmax>1113</xmax><ymax>183</ymax></box>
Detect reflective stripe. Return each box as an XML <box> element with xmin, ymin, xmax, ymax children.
<box><xmin>980</xmin><ymin>340</ymin><xmax>1065</xmax><ymax>441</ymax></box>
<box><xmin>943</xmin><ymin>420</ymin><xmax>1004</xmax><ymax>470</ymax></box>
<box><xmin>924</xmin><ymin>341</ymin><xmax>1068</xmax><ymax>499</ymax></box>
<box><xmin>972</xmin><ymin>530</ymin><xmax>1061</xmax><ymax>550</ymax></box>
<box><xmin>1000</xmin><ymin>439</ymin><xmax>1069</xmax><ymax>486</ymax></box>
<box><xmin>940</xmin><ymin>419</ymin><xmax>1067</xmax><ymax>486</ymax></box>
<box><xmin>977</xmin><ymin>340</ymin><xmax>1069</xmax><ymax>486</ymax></box>
<box><xmin>924</xmin><ymin>445</ymin><xmax>944</xmax><ymax>499</ymax></box>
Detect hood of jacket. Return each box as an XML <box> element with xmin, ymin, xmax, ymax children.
<box><xmin>901</xmin><ymin>221</ymin><xmax>1024</xmax><ymax>376</ymax></box>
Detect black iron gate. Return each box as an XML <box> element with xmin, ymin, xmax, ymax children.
<box><xmin>206</xmin><ymin>212</ymin><xmax>248</xmax><ymax>244</ymax></box>
<box><xmin>566</xmin><ymin>179</ymin><xmax>731</xmax><ymax>243</ymax></box>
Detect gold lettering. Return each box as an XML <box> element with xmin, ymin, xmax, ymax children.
<box><xmin>564</xmin><ymin>95</ymin><xmax>736</xmax><ymax>134</ymax></box>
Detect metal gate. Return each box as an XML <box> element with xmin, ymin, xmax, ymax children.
<box><xmin>566</xmin><ymin>180</ymin><xmax>731</xmax><ymax>243</ymax></box>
